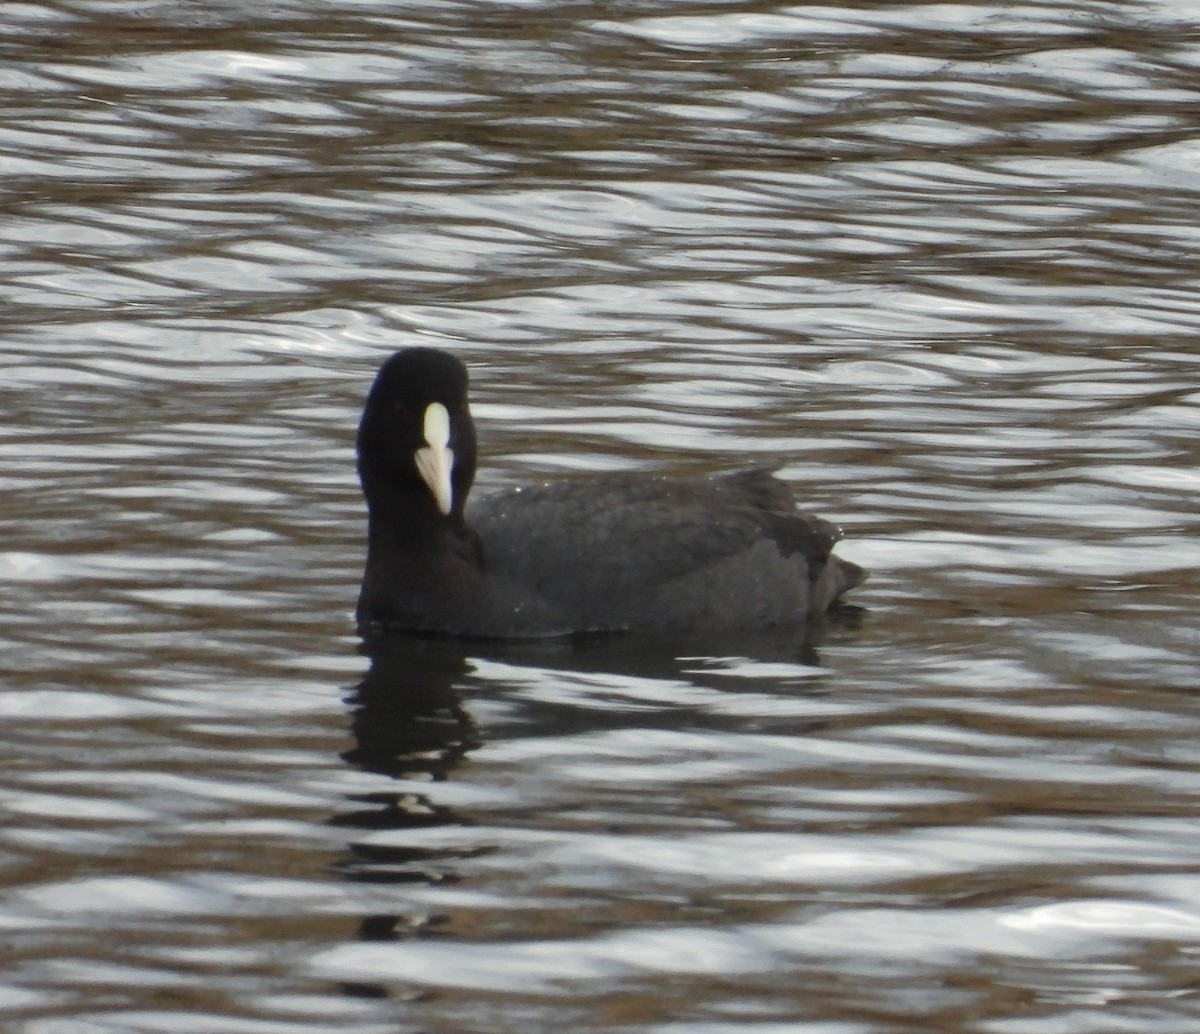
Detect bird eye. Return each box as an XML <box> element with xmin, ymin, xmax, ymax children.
<box><xmin>393</xmin><ymin>403</ymin><xmax>411</xmax><ymax>422</ymax></box>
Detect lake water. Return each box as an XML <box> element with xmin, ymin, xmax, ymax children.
<box><xmin>2</xmin><ymin>1</ymin><xmax>1199</xmax><ymax>1031</ymax></box>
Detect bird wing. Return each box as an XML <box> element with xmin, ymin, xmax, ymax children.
<box><xmin>469</xmin><ymin>471</ymin><xmax>841</xmax><ymax>604</ymax></box>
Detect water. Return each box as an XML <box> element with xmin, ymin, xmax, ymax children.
<box><xmin>2</xmin><ymin>1</ymin><xmax>1199</xmax><ymax>1031</ymax></box>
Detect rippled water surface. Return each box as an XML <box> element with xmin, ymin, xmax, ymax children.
<box><xmin>3</xmin><ymin>1</ymin><xmax>1200</xmax><ymax>1031</ymax></box>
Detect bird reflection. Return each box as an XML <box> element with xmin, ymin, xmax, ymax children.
<box><xmin>334</xmin><ymin>618</ymin><xmax>859</xmax><ymax>863</ymax></box>
<box><xmin>331</xmin><ymin>617</ymin><xmax>860</xmax><ymax>999</ymax></box>
<box><xmin>331</xmin><ymin>636</ymin><xmax>479</xmax><ymax>998</ymax></box>
<box><xmin>335</xmin><ymin>636</ymin><xmax>479</xmax><ymax>878</ymax></box>
<box><xmin>341</xmin><ymin>635</ymin><xmax>477</xmax><ymax>782</ymax></box>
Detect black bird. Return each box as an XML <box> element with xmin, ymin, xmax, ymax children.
<box><xmin>356</xmin><ymin>348</ymin><xmax>865</xmax><ymax>639</ymax></box>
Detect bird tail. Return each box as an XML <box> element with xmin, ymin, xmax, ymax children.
<box><xmin>812</xmin><ymin>554</ymin><xmax>867</xmax><ymax>613</ymax></box>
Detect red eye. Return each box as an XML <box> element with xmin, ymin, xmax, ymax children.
<box><xmin>393</xmin><ymin>403</ymin><xmax>411</xmax><ymax>422</ymax></box>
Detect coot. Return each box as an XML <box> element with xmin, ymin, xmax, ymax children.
<box><xmin>356</xmin><ymin>348</ymin><xmax>865</xmax><ymax>638</ymax></box>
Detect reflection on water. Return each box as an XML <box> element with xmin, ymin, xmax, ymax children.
<box><xmin>2</xmin><ymin>0</ymin><xmax>1199</xmax><ymax>1031</ymax></box>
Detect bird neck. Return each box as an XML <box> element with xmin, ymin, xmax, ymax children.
<box><xmin>361</xmin><ymin>473</ymin><xmax>456</xmax><ymax>537</ymax></box>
